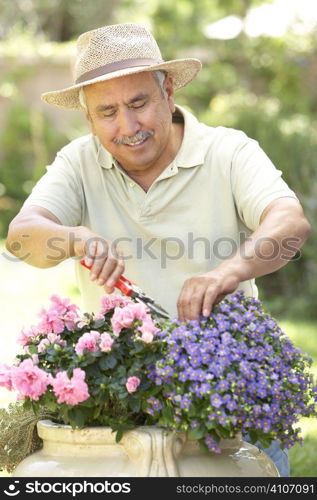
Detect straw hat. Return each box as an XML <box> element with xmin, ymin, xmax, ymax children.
<box><xmin>41</xmin><ymin>23</ymin><xmax>202</xmax><ymax>111</ymax></box>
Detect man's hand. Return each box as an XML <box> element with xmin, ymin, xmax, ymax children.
<box><xmin>177</xmin><ymin>199</ymin><xmax>311</xmax><ymax>322</ymax></box>
<box><xmin>73</xmin><ymin>228</ymin><xmax>125</xmax><ymax>293</ymax></box>
<box><xmin>177</xmin><ymin>268</ymin><xmax>240</xmax><ymax>322</ymax></box>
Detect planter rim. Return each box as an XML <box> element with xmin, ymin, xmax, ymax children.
<box><xmin>37</xmin><ymin>419</ymin><xmax>242</xmax><ymax>447</ymax></box>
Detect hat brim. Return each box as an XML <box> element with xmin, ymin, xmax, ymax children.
<box><xmin>41</xmin><ymin>58</ymin><xmax>202</xmax><ymax>111</ymax></box>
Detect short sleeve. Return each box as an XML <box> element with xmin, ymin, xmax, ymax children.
<box><xmin>22</xmin><ymin>152</ymin><xmax>83</xmax><ymax>227</ymax></box>
<box><xmin>231</xmin><ymin>138</ymin><xmax>298</xmax><ymax>230</ymax></box>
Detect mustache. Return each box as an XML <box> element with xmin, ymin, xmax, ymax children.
<box><xmin>113</xmin><ymin>130</ymin><xmax>154</xmax><ymax>145</ymax></box>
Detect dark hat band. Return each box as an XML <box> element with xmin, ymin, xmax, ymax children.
<box><xmin>75</xmin><ymin>57</ymin><xmax>164</xmax><ymax>84</ymax></box>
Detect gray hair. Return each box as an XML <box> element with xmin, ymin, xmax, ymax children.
<box><xmin>79</xmin><ymin>86</ymin><xmax>88</xmax><ymax>112</ymax></box>
<box><xmin>151</xmin><ymin>69</ymin><xmax>168</xmax><ymax>96</ymax></box>
<box><xmin>79</xmin><ymin>70</ymin><xmax>168</xmax><ymax>113</ymax></box>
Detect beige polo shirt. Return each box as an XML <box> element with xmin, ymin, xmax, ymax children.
<box><xmin>23</xmin><ymin>105</ymin><xmax>298</xmax><ymax>318</ymax></box>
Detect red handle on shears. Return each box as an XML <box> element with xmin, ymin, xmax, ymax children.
<box><xmin>79</xmin><ymin>259</ymin><xmax>134</xmax><ymax>296</ymax></box>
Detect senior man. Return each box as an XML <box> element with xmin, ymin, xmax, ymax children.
<box><xmin>6</xmin><ymin>23</ymin><xmax>311</xmax><ymax>476</ymax></box>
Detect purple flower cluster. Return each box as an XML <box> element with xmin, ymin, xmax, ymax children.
<box><xmin>148</xmin><ymin>290</ymin><xmax>317</xmax><ymax>452</ymax></box>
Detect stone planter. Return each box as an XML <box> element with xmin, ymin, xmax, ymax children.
<box><xmin>13</xmin><ymin>420</ymin><xmax>279</xmax><ymax>477</ymax></box>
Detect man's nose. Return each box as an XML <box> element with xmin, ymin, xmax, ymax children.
<box><xmin>117</xmin><ymin>109</ymin><xmax>140</xmax><ymax>137</ymax></box>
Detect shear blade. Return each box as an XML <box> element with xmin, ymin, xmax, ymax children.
<box><xmin>135</xmin><ymin>297</ymin><xmax>169</xmax><ymax>319</ymax></box>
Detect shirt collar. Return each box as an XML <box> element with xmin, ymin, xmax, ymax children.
<box><xmin>95</xmin><ymin>104</ymin><xmax>209</xmax><ymax>170</ymax></box>
<box><xmin>172</xmin><ymin>105</ymin><xmax>209</xmax><ymax>169</ymax></box>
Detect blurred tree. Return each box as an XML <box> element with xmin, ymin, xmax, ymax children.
<box><xmin>0</xmin><ymin>0</ymin><xmax>122</xmax><ymax>42</ymax></box>
<box><xmin>0</xmin><ymin>101</ymin><xmax>67</xmax><ymax>237</ymax></box>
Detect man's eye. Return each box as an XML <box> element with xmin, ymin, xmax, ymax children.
<box><xmin>131</xmin><ymin>101</ymin><xmax>146</xmax><ymax>109</ymax></box>
<box><xmin>103</xmin><ymin>111</ymin><xmax>116</xmax><ymax>118</ymax></box>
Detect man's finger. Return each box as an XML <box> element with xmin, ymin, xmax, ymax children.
<box><xmin>103</xmin><ymin>245</ymin><xmax>125</xmax><ymax>287</ymax></box>
<box><xmin>89</xmin><ymin>239</ymin><xmax>110</xmax><ymax>280</ymax></box>
<box><xmin>202</xmin><ymin>286</ymin><xmax>219</xmax><ymax>317</ymax></box>
<box><xmin>105</xmin><ymin>259</ymin><xmax>125</xmax><ymax>289</ymax></box>
<box><xmin>85</xmin><ymin>239</ymin><xmax>98</xmax><ymax>280</ymax></box>
<box><xmin>188</xmin><ymin>287</ymin><xmax>205</xmax><ymax>320</ymax></box>
<box><xmin>95</xmin><ymin>256</ymin><xmax>118</xmax><ymax>285</ymax></box>
<box><xmin>177</xmin><ymin>283</ymin><xmax>192</xmax><ymax>322</ymax></box>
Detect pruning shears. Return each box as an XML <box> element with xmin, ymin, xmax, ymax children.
<box><xmin>80</xmin><ymin>259</ymin><xmax>169</xmax><ymax>319</ymax></box>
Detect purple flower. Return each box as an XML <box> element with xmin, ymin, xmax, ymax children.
<box><xmin>261</xmin><ymin>420</ymin><xmax>272</xmax><ymax>433</ymax></box>
<box><xmin>199</xmin><ymin>383</ymin><xmax>211</xmax><ymax>395</ymax></box>
<box><xmin>179</xmin><ymin>396</ymin><xmax>191</xmax><ymax>410</ymax></box>
<box><xmin>216</xmin><ymin>412</ymin><xmax>229</xmax><ymax>425</ymax></box>
<box><xmin>178</xmin><ymin>371</ymin><xmax>188</xmax><ymax>382</ymax></box>
<box><xmin>226</xmin><ymin>400</ymin><xmax>237</xmax><ymax>411</ymax></box>
<box><xmin>205</xmin><ymin>435</ymin><xmax>221</xmax><ymax>453</ymax></box>
<box><xmin>148</xmin><ymin>289</ymin><xmax>316</xmax><ymax>456</ymax></box>
<box><xmin>190</xmin><ymin>420</ymin><xmax>200</xmax><ymax>429</ymax></box>
<box><xmin>190</xmin><ymin>356</ymin><xmax>203</xmax><ymax>368</ymax></box>
<box><xmin>210</xmin><ymin>393</ymin><xmax>223</xmax><ymax>408</ymax></box>
<box><xmin>215</xmin><ymin>379</ymin><xmax>229</xmax><ymax>392</ymax></box>
<box><xmin>146</xmin><ymin>396</ymin><xmax>163</xmax><ymax>412</ymax></box>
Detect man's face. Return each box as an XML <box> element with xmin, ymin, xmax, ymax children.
<box><xmin>84</xmin><ymin>72</ymin><xmax>176</xmax><ymax>173</ymax></box>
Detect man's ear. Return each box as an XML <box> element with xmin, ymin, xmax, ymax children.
<box><xmin>165</xmin><ymin>74</ymin><xmax>175</xmax><ymax>113</ymax></box>
<box><xmin>85</xmin><ymin>112</ymin><xmax>97</xmax><ymax>136</ymax></box>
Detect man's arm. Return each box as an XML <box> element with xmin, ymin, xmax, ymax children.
<box><xmin>5</xmin><ymin>206</ymin><xmax>124</xmax><ymax>292</ymax></box>
<box><xmin>177</xmin><ymin>198</ymin><xmax>312</xmax><ymax>321</ymax></box>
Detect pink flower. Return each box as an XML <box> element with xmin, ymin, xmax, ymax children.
<box><xmin>38</xmin><ymin>333</ymin><xmax>67</xmax><ymax>353</ymax></box>
<box><xmin>50</xmin><ymin>295</ymin><xmax>79</xmax><ymax>316</ymax></box>
<box><xmin>130</xmin><ymin>302</ymin><xmax>149</xmax><ymax>320</ymax></box>
<box><xmin>18</xmin><ymin>326</ymin><xmax>39</xmax><ymax>347</ymax></box>
<box><xmin>110</xmin><ymin>302</ymin><xmax>150</xmax><ymax>336</ymax></box>
<box><xmin>76</xmin><ymin>318</ymin><xmax>89</xmax><ymax>329</ymax></box>
<box><xmin>37</xmin><ymin>295</ymin><xmax>80</xmax><ymax>334</ymax></box>
<box><xmin>126</xmin><ymin>376</ymin><xmax>141</xmax><ymax>393</ymax></box>
<box><xmin>75</xmin><ymin>331</ymin><xmax>101</xmax><ymax>355</ymax></box>
<box><xmin>94</xmin><ymin>313</ymin><xmax>105</xmax><ymax>321</ymax></box>
<box><xmin>141</xmin><ymin>331</ymin><xmax>154</xmax><ymax>343</ymax></box>
<box><xmin>100</xmin><ymin>333</ymin><xmax>114</xmax><ymax>353</ymax></box>
<box><xmin>138</xmin><ymin>314</ymin><xmax>160</xmax><ymax>343</ymax></box>
<box><xmin>63</xmin><ymin>310</ymin><xmax>80</xmax><ymax>331</ymax></box>
<box><xmin>51</xmin><ymin>368</ymin><xmax>90</xmax><ymax>405</ymax></box>
<box><xmin>38</xmin><ymin>338</ymin><xmax>50</xmax><ymax>353</ymax></box>
<box><xmin>31</xmin><ymin>354</ymin><xmax>39</xmax><ymax>365</ymax></box>
<box><xmin>47</xmin><ymin>333</ymin><xmax>67</xmax><ymax>346</ymax></box>
<box><xmin>37</xmin><ymin>311</ymin><xmax>64</xmax><ymax>334</ymax></box>
<box><xmin>0</xmin><ymin>364</ymin><xmax>13</xmax><ymax>391</ymax></box>
<box><xmin>100</xmin><ymin>294</ymin><xmax>132</xmax><ymax>314</ymax></box>
<box><xmin>11</xmin><ymin>359</ymin><xmax>50</xmax><ymax>400</ymax></box>
<box><xmin>111</xmin><ymin>306</ymin><xmax>135</xmax><ymax>335</ymax></box>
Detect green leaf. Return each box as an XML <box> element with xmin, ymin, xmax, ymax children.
<box><xmin>28</xmin><ymin>345</ymin><xmax>38</xmax><ymax>355</ymax></box>
<box><xmin>188</xmin><ymin>427</ymin><xmax>205</xmax><ymax>440</ymax></box>
<box><xmin>99</xmin><ymin>355</ymin><xmax>117</xmax><ymax>370</ymax></box>
<box><xmin>92</xmin><ymin>318</ymin><xmax>105</xmax><ymax>329</ymax></box>
<box><xmin>78</xmin><ymin>397</ymin><xmax>96</xmax><ymax>408</ymax></box>
<box><xmin>248</xmin><ymin>430</ymin><xmax>259</xmax><ymax>444</ymax></box>
<box><xmin>162</xmin><ymin>405</ymin><xmax>173</xmax><ymax>421</ymax></box>
<box><xmin>128</xmin><ymin>397</ymin><xmax>141</xmax><ymax>413</ymax></box>
<box><xmin>130</xmin><ymin>343</ymin><xmax>144</xmax><ymax>354</ymax></box>
<box><xmin>22</xmin><ymin>399</ymin><xmax>32</xmax><ymax>411</ymax></box>
<box><xmin>42</xmin><ymin>399</ymin><xmax>58</xmax><ymax>412</ymax></box>
<box><xmin>118</xmin><ymin>391</ymin><xmax>128</xmax><ymax>400</ymax></box>
<box><xmin>217</xmin><ymin>426</ymin><xmax>231</xmax><ymax>439</ymax></box>
<box><xmin>84</xmin><ymin>364</ymin><xmax>102</xmax><ymax>377</ymax></box>
<box><xmin>115</xmin><ymin>429</ymin><xmax>124</xmax><ymax>443</ymax></box>
<box><xmin>206</xmin><ymin>420</ymin><xmax>217</xmax><ymax>430</ymax></box>
<box><xmin>67</xmin><ymin>406</ymin><xmax>94</xmax><ymax>428</ymax></box>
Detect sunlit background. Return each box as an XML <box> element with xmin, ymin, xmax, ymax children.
<box><xmin>0</xmin><ymin>0</ymin><xmax>316</xmax><ymax>476</ymax></box>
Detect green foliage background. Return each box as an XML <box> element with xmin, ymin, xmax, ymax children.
<box><xmin>0</xmin><ymin>0</ymin><xmax>316</xmax><ymax>318</ymax></box>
